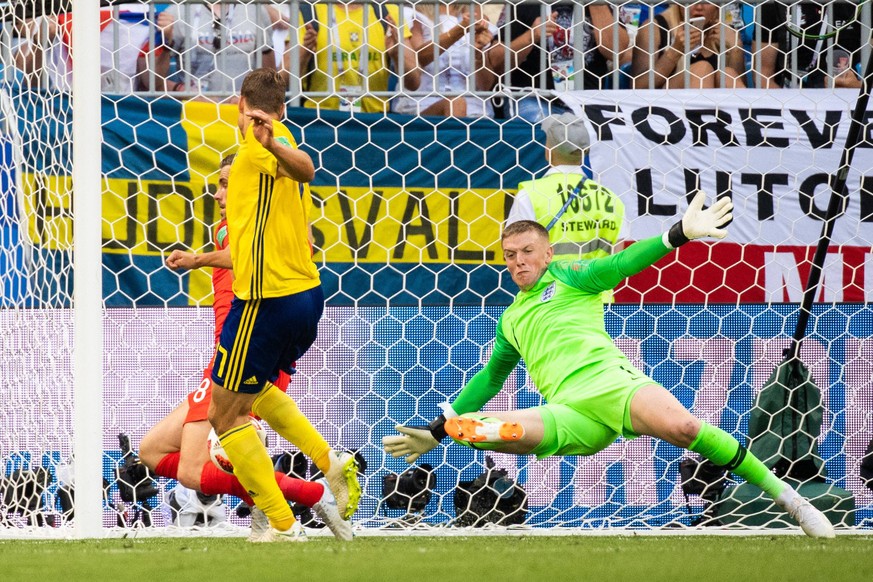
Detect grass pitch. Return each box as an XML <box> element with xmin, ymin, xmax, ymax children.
<box><xmin>0</xmin><ymin>535</ymin><xmax>870</xmax><ymax>582</ymax></box>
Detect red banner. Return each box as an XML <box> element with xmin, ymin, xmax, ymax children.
<box><xmin>617</xmin><ymin>241</ymin><xmax>870</xmax><ymax>303</ymax></box>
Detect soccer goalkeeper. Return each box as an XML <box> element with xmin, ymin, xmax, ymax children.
<box><xmin>383</xmin><ymin>191</ymin><xmax>835</xmax><ymax>538</ymax></box>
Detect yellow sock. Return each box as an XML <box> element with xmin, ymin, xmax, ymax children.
<box><xmin>219</xmin><ymin>423</ymin><xmax>295</xmax><ymax>531</ymax></box>
<box><xmin>253</xmin><ymin>382</ymin><xmax>332</xmax><ymax>474</ymax></box>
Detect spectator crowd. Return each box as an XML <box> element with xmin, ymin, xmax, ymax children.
<box><xmin>9</xmin><ymin>1</ymin><xmax>867</xmax><ymax>120</ymax></box>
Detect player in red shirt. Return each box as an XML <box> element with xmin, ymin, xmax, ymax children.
<box><xmin>139</xmin><ymin>154</ymin><xmax>350</xmax><ymax>541</ymax></box>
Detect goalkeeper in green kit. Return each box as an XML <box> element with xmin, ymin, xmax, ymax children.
<box><xmin>383</xmin><ymin>191</ymin><xmax>835</xmax><ymax>538</ymax></box>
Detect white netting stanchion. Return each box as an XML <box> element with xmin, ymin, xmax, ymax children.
<box><xmin>0</xmin><ymin>0</ymin><xmax>78</xmax><ymax>535</ymax></box>
<box><xmin>0</xmin><ymin>0</ymin><xmax>105</xmax><ymax>538</ymax></box>
<box><xmin>0</xmin><ymin>0</ymin><xmax>871</xmax><ymax>538</ymax></box>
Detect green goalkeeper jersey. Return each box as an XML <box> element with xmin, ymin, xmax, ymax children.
<box><xmin>451</xmin><ymin>235</ymin><xmax>673</xmax><ymax>414</ymax></box>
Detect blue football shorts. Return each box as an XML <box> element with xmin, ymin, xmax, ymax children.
<box><xmin>212</xmin><ymin>285</ymin><xmax>324</xmax><ymax>394</ymax></box>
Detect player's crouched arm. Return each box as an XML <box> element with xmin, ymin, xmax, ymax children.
<box><xmin>268</xmin><ymin>137</ymin><xmax>315</xmax><ymax>183</ymax></box>
<box><xmin>166</xmin><ymin>247</ymin><xmax>232</xmax><ymax>271</ymax></box>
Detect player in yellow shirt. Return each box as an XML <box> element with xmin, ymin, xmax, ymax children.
<box><xmin>207</xmin><ymin>68</ymin><xmax>360</xmax><ymax>543</ymax></box>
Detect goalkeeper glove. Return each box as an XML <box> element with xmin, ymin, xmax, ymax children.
<box><xmin>382</xmin><ymin>405</ymin><xmax>457</xmax><ymax>463</ymax></box>
<box><xmin>664</xmin><ymin>190</ymin><xmax>733</xmax><ymax>248</ymax></box>
<box><xmin>382</xmin><ymin>426</ymin><xmax>439</xmax><ymax>463</ymax></box>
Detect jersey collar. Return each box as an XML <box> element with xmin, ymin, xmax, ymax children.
<box><xmin>517</xmin><ymin>268</ymin><xmax>554</xmax><ymax>297</ymax></box>
<box><xmin>544</xmin><ymin>165</ymin><xmax>584</xmax><ymax>176</ymax></box>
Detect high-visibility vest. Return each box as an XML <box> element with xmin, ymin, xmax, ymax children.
<box><xmin>517</xmin><ymin>173</ymin><xmax>625</xmax><ymax>301</ymax></box>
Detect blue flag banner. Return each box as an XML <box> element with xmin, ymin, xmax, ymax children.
<box><xmin>5</xmin><ymin>92</ymin><xmax>544</xmax><ymax>307</ymax></box>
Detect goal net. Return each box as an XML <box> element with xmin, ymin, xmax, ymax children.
<box><xmin>0</xmin><ymin>0</ymin><xmax>871</xmax><ymax>536</ymax></box>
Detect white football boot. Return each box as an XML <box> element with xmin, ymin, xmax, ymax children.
<box><xmin>312</xmin><ymin>478</ymin><xmax>354</xmax><ymax>541</ymax></box>
<box><xmin>248</xmin><ymin>506</ymin><xmax>269</xmax><ymax>542</ymax></box>
<box><xmin>325</xmin><ymin>451</ymin><xmax>361</xmax><ymax>520</ymax></box>
<box><xmin>775</xmin><ymin>488</ymin><xmax>836</xmax><ymax>538</ymax></box>
<box><xmin>250</xmin><ymin>519</ymin><xmax>308</xmax><ymax>543</ymax></box>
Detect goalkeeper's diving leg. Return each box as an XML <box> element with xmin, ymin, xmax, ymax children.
<box><xmin>409</xmin><ymin>386</ymin><xmax>836</xmax><ymax>538</ymax></box>
<box><xmin>628</xmin><ymin>384</ymin><xmax>835</xmax><ymax>538</ymax></box>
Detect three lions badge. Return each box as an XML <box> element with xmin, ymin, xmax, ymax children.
<box><xmin>541</xmin><ymin>281</ymin><xmax>556</xmax><ymax>302</ymax></box>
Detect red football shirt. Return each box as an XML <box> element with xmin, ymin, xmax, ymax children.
<box><xmin>211</xmin><ymin>219</ymin><xmax>234</xmax><ymax>345</ymax></box>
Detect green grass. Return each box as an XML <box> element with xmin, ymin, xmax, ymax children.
<box><xmin>0</xmin><ymin>535</ymin><xmax>871</xmax><ymax>582</ymax></box>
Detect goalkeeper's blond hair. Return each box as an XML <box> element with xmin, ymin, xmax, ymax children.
<box><xmin>501</xmin><ymin>220</ymin><xmax>549</xmax><ymax>243</ymax></box>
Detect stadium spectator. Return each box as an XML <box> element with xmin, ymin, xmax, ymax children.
<box><xmin>296</xmin><ymin>2</ymin><xmax>420</xmax><ymax>113</ymax></box>
<box><xmin>204</xmin><ymin>69</ymin><xmax>359</xmax><ymax>543</ymax></box>
<box><xmin>631</xmin><ymin>1</ymin><xmax>746</xmax><ymax>89</ymax></box>
<box><xmin>12</xmin><ymin>4</ymin><xmax>164</xmax><ymax>93</ymax></box>
<box><xmin>157</xmin><ymin>1</ymin><xmax>276</xmax><ymax>96</ymax></box>
<box><xmin>749</xmin><ymin>1</ymin><xmax>862</xmax><ymax>89</ymax></box>
<box><xmin>266</xmin><ymin>3</ymin><xmax>293</xmax><ymax>69</ymax></box>
<box><xmin>139</xmin><ymin>153</ymin><xmax>353</xmax><ymax>542</ymax></box>
<box><xmin>391</xmin><ymin>2</ymin><xmax>498</xmax><ymax>117</ymax></box>
<box><xmin>384</xmin><ymin>194</ymin><xmax>836</xmax><ymax>539</ymax></box>
<box><xmin>619</xmin><ymin>2</ymin><xmax>670</xmax><ymax>43</ymax></box>
<box><xmin>506</xmin><ymin>113</ymin><xmax>624</xmax><ymax>301</ymax></box>
<box><xmin>488</xmin><ymin>2</ymin><xmax>630</xmax><ymax>122</ymax></box>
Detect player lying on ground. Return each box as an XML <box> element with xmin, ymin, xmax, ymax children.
<box><xmin>383</xmin><ymin>191</ymin><xmax>835</xmax><ymax>538</ymax></box>
<box><xmin>140</xmin><ymin>371</ymin><xmax>352</xmax><ymax>541</ymax></box>
<box><xmin>139</xmin><ymin>154</ymin><xmax>355</xmax><ymax>541</ymax></box>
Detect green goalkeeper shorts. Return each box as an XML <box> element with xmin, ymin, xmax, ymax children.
<box><xmin>529</xmin><ymin>362</ymin><xmax>659</xmax><ymax>459</ymax></box>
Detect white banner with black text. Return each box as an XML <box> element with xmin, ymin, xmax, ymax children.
<box><xmin>562</xmin><ymin>89</ymin><xmax>873</xmax><ymax>302</ymax></box>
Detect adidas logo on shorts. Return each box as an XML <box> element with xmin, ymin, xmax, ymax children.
<box><xmin>243</xmin><ymin>376</ymin><xmax>259</xmax><ymax>385</ymax></box>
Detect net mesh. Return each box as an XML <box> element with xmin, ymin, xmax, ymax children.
<box><xmin>0</xmin><ymin>0</ymin><xmax>871</xmax><ymax>535</ymax></box>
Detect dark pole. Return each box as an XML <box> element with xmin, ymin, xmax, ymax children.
<box><xmin>789</xmin><ymin>40</ymin><xmax>873</xmax><ymax>360</ymax></box>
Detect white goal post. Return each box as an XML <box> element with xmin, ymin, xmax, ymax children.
<box><xmin>71</xmin><ymin>0</ymin><xmax>104</xmax><ymax>539</ymax></box>
<box><xmin>0</xmin><ymin>0</ymin><xmax>871</xmax><ymax>538</ymax></box>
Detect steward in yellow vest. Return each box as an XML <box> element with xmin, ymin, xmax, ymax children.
<box><xmin>506</xmin><ymin>114</ymin><xmax>624</xmax><ymax>301</ymax></box>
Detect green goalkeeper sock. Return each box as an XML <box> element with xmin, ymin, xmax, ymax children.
<box><xmin>689</xmin><ymin>422</ymin><xmax>787</xmax><ymax>499</ymax></box>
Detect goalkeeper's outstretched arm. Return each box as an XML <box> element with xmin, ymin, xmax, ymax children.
<box><xmin>382</xmin><ymin>327</ymin><xmax>520</xmax><ymax>463</ymax></box>
<box><xmin>553</xmin><ymin>190</ymin><xmax>733</xmax><ymax>293</ymax></box>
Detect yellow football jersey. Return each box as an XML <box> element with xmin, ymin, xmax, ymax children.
<box><xmin>226</xmin><ymin>121</ymin><xmax>319</xmax><ymax>300</ymax></box>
